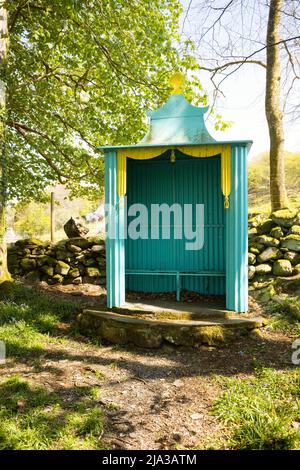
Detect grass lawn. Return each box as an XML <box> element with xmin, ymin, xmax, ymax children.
<box><xmin>0</xmin><ymin>283</ymin><xmax>105</xmax><ymax>450</ymax></box>
<box><xmin>212</xmin><ymin>367</ymin><xmax>300</xmax><ymax>449</ymax></box>
<box><xmin>0</xmin><ymin>281</ymin><xmax>299</xmax><ymax>450</ymax></box>
<box><xmin>0</xmin><ymin>376</ymin><xmax>104</xmax><ymax>450</ymax></box>
<box><xmin>248</xmin><ymin>151</ymin><xmax>300</xmax><ymax>215</ymax></box>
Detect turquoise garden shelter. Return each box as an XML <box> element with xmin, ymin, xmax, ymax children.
<box><xmin>99</xmin><ymin>74</ymin><xmax>252</xmax><ymax>313</ymax></box>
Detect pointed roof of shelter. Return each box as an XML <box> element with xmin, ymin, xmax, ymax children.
<box><xmin>98</xmin><ymin>72</ymin><xmax>252</xmax><ymax>151</ymax></box>
<box><xmin>139</xmin><ymin>71</ymin><xmax>215</xmax><ymax>145</ymax></box>
<box><xmin>140</xmin><ymin>93</ymin><xmax>214</xmax><ymax>145</ymax></box>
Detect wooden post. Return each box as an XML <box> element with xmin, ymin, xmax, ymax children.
<box><xmin>105</xmin><ymin>150</ymin><xmax>125</xmax><ymax>308</ymax></box>
<box><xmin>51</xmin><ymin>192</ymin><xmax>55</xmax><ymax>242</ymax></box>
<box><xmin>225</xmin><ymin>145</ymin><xmax>248</xmax><ymax>312</ymax></box>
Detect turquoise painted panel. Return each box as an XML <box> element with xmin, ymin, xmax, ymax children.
<box><xmin>225</xmin><ymin>145</ymin><xmax>248</xmax><ymax>312</ymax></box>
<box><xmin>105</xmin><ymin>150</ymin><xmax>125</xmax><ymax>307</ymax></box>
<box><xmin>125</xmin><ymin>151</ymin><xmax>225</xmax><ymax>295</ymax></box>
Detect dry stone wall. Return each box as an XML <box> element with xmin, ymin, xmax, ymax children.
<box><xmin>7</xmin><ymin>237</ymin><xmax>106</xmax><ymax>286</ymax></box>
<box><xmin>248</xmin><ymin>209</ymin><xmax>300</xmax><ymax>301</ymax></box>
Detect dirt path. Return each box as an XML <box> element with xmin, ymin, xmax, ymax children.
<box><xmin>3</xmin><ymin>320</ymin><xmax>293</xmax><ymax>449</ymax></box>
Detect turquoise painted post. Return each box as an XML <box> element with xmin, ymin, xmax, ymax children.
<box><xmin>105</xmin><ymin>150</ymin><xmax>125</xmax><ymax>308</ymax></box>
<box><xmin>225</xmin><ymin>145</ymin><xmax>248</xmax><ymax>312</ymax></box>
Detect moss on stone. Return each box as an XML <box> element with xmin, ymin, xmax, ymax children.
<box><xmin>56</xmin><ymin>249</ymin><xmax>70</xmax><ymax>261</ymax></box>
<box><xmin>248</xmin><ymin>265</ymin><xmax>256</xmax><ymax>280</ymax></box>
<box><xmin>281</xmin><ymin>235</ymin><xmax>300</xmax><ymax>252</ymax></box>
<box><xmin>248</xmin><ymin>253</ymin><xmax>256</xmax><ymax>265</ymax></box>
<box><xmin>255</xmin><ymin>263</ymin><xmax>272</xmax><ymax>274</ymax></box>
<box><xmin>55</xmin><ymin>260</ymin><xmax>70</xmax><ymax>275</ymax></box>
<box><xmin>78</xmin><ymin>311</ymin><xmax>265</xmax><ymax>349</ymax></box>
<box><xmin>248</xmin><ymin>228</ymin><xmax>257</xmax><ymax>237</ymax></box>
<box><xmin>40</xmin><ymin>265</ymin><xmax>54</xmax><ymax>277</ymax></box>
<box><xmin>257</xmin><ymin>247</ymin><xmax>280</xmax><ymax>263</ymax></box>
<box><xmin>251</xmin><ymin>284</ymin><xmax>276</xmax><ymax>302</ymax></box>
<box><xmin>290</xmin><ymin>225</ymin><xmax>300</xmax><ymax>235</ymax></box>
<box><xmin>8</xmin><ymin>237</ymin><xmax>106</xmax><ymax>286</ymax></box>
<box><xmin>270</xmin><ymin>226</ymin><xmax>284</xmax><ymax>239</ymax></box>
<box><xmin>68</xmin><ymin>244</ymin><xmax>82</xmax><ymax>253</ymax></box>
<box><xmin>83</xmin><ymin>258</ymin><xmax>95</xmax><ymax>267</ymax></box>
<box><xmin>20</xmin><ymin>258</ymin><xmax>36</xmax><ymax>271</ymax></box>
<box><xmin>283</xmin><ymin>251</ymin><xmax>300</xmax><ymax>265</ymax></box>
<box><xmin>272</xmin><ymin>209</ymin><xmax>299</xmax><ymax>228</ymax></box>
<box><xmin>255</xmin><ymin>235</ymin><xmax>280</xmax><ymax>247</ymax></box>
<box><xmin>85</xmin><ymin>267</ymin><xmax>100</xmax><ymax>277</ymax></box>
<box><xmin>258</xmin><ymin>219</ymin><xmax>274</xmax><ymax>235</ymax></box>
<box><xmin>249</xmin><ymin>247</ymin><xmax>260</xmax><ymax>255</ymax></box>
<box><xmin>68</xmin><ymin>237</ymin><xmax>90</xmax><ymax>249</ymax></box>
<box><xmin>293</xmin><ymin>264</ymin><xmax>300</xmax><ymax>275</ymax></box>
<box><xmin>69</xmin><ymin>268</ymin><xmax>80</xmax><ymax>278</ymax></box>
<box><xmin>273</xmin><ymin>259</ymin><xmax>293</xmax><ymax>277</ymax></box>
<box><xmin>100</xmin><ymin>321</ymin><xmax>129</xmax><ymax>345</ymax></box>
<box><xmin>45</xmin><ymin>256</ymin><xmax>57</xmax><ymax>267</ymax></box>
<box><xmin>51</xmin><ymin>274</ymin><xmax>64</xmax><ymax>284</ymax></box>
<box><xmin>16</xmin><ymin>237</ymin><xmax>45</xmax><ymax>247</ymax></box>
<box><xmin>198</xmin><ymin>325</ymin><xmax>225</xmax><ymax>345</ymax></box>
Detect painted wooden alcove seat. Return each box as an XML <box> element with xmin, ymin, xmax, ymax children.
<box><xmin>98</xmin><ymin>73</ymin><xmax>252</xmax><ymax>313</ymax></box>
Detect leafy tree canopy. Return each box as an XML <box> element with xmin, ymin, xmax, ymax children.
<box><xmin>7</xmin><ymin>0</ymin><xmax>204</xmax><ymax>202</ymax></box>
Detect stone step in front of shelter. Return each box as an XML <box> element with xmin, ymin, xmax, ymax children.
<box><xmin>77</xmin><ymin>307</ymin><xmax>267</xmax><ymax>349</ymax></box>
<box><xmin>113</xmin><ymin>299</ymin><xmax>229</xmax><ymax>320</ymax></box>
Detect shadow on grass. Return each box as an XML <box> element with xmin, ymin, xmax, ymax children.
<box><xmin>1</xmin><ymin>331</ymin><xmax>296</xmax><ymax>382</ymax></box>
<box><xmin>0</xmin><ymin>281</ymin><xmax>82</xmax><ymax>358</ymax></box>
<box><xmin>0</xmin><ymin>375</ymin><xmax>107</xmax><ymax>450</ymax></box>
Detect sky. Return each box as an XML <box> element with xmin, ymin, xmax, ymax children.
<box><xmin>180</xmin><ymin>0</ymin><xmax>300</xmax><ymax>159</ymax></box>
<box><xmin>203</xmin><ymin>60</ymin><xmax>300</xmax><ymax>159</ymax></box>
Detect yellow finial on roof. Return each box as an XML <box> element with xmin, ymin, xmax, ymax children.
<box><xmin>169</xmin><ymin>71</ymin><xmax>185</xmax><ymax>94</ymax></box>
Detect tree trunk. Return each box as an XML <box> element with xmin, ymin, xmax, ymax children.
<box><xmin>265</xmin><ymin>0</ymin><xmax>289</xmax><ymax>212</ymax></box>
<box><xmin>0</xmin><ymin>4</ymin><xmax>11</xmax><ymax>283</ymax></box>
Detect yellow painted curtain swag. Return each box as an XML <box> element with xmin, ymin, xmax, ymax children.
<box><xmin>117</xmin><ymin>144</ymin><xmax>231</xmax><ymax>208</ymax></box>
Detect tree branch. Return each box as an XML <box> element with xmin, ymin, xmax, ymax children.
<box><xmin>53</xmin><ymin>113</ymin><xmax>95</xmax><ymax>150</ymax></box>
<box><xmin>200</xmin><ymin>59</ymin><xmax>267</xmax><ymax>72</ymax></box>
<box><xmin>14</xmin><ymin>126</ymin><xmax>68</xmax><ymax>182</ymax></box>
<box><xmin>181</xmin><ymin>0</ymin><xmax>193</xmax><ymax>33</ymax></box>
<box><xmin>8</xmin><ymin>0</ymin><xmax>30</xmax><ymax>31</ymax></box>
<box><xmin>8</xmin><ymin>120</ymin><xmax>83</xmax><ymax>168</ymax></box>
<box><xmin>199</xmin><ymin>0</ymin><xmax>235</xmax><ymax>42</ymax></box>
<box><xmin>201</xmin><ymin>34</ymin><xmax>300</xmax><ymax>91</ymax></box>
